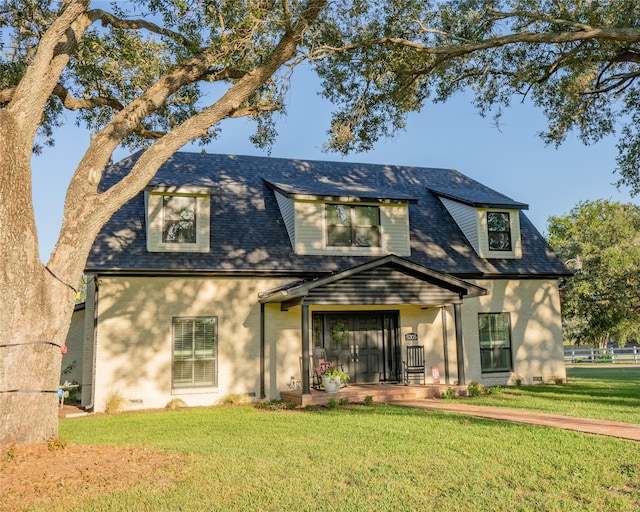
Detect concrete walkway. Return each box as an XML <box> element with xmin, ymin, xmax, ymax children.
<box><xmin>388</xmin><ymin>399</ymin><xmax>640</xmax><ymax>441</ymax></box>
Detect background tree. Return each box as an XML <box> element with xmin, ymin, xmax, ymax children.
<box><xmin>547</xmin><ymin>200</ymin><xmax>640</xmax><ymax>348</ymax></box>
<box><xmin>4</xmin><ymin>0</ymin><xmax>640</xmax><ymax>446</ymax></box>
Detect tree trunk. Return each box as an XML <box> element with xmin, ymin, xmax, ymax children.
<box><xmin>0</xmin><ymin>110</ymin><xmax>78</xmax><ymax>444</ymax></box>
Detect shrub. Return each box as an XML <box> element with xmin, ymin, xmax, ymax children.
<box><xmin>220</xmin><ymin>393</ymin><xmax>251</xmax><ymax>406</ymax></box>
<box><xmin>166</xmin><ymin>398</ymin><xmax>188</xmax><ymax>410</ymax></box>
<box><xmin>327</xmin><ymin>398</ymin><xmax>338</xmax><ymax>409</ymax></box>
<box><xmin>467</xmin><ymin>382</ymin><xmax>483</xmax><ymax>397</ymax></box>
<box><xmin>104</xmin><ymin>390</ymin><xmax>126</xmax><ymax>414</ymax></box>
<box><xmin>363</xmin><ymin>395</ymin><xmax>374</xmax><ymax>407</ymax></box>
<box><xmin>443</xmin><ymin>387</ymin><xmax>457</xmax><ymax>399</ymax></box>
<box><xmin>48</xmin><ymin>436</ymin><xmax>68</xmax><ymax>451</ymax></box>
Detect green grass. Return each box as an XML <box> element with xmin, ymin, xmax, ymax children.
<box><xmin>47</xmin><ymin>367</ymin><xmax>640</xmax><ymax>511</ymax></box>
<box><xmin>452</xmin><ymin>367</ymin><xmax>640</xmax><ymax>424</ymax></box>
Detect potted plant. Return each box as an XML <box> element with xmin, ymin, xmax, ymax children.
<box><xmin>320</xmin><ymin>364</ymin><xmax>349</xmax><ymax>393</ymax></box>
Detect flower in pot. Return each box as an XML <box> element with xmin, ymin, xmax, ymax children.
<box><xmin>320</xmin><ymin>364</ymin><xmax>349</xmax><ymax>393</ymax></box>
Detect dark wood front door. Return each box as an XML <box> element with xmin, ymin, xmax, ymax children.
<box><xmin>314</xmin><ymin>312</ymin><xmax>399</xmax><ymax>384</ymax></box>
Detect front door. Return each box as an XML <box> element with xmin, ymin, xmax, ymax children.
<box><xmin>314</xmin><ymin>312</ymin><xmax>399</xmax><ymax>383</ymax></box>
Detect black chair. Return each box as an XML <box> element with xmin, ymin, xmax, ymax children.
<box><xmin>403</xmin><ymin>345</ymin><xmax>426</xmax><ymax>385</ymax></box>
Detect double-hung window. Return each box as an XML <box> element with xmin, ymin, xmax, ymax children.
<box><xmin>478</xmin><ymin>313</ymin><xmax>512</xmax><ymax>373</ymax></box>
<box><xmin>326</xmin><ymin>204</ymin><xmax>381</xmax><ymax>247</ymax></box>
<box><xmin>487</xmin><ymin>212</ymin><xmax>512</xmax><ymax>251</ymax></box>
<box><xmin>172</xmin><ymin>317</ymin><xmax>218</xmax><ymax>388</ymax></box>
<box><xmin>162</xmin><ymin>195</ymin><xmax>197</xmax><ymax>243</ymax></box>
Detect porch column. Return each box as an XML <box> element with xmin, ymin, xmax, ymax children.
<box><xmin>454</xmin><ymin>303</ymin><xmax>466</xmax><ymax>386</ymax></box>
<box><xmin>441</xmin><ymin>307</ymin><xmax>450</xmax><ymax>385</ymax></box>
<box><xmin>301</xmin><ymin>304</ymin><xmax>311</xmax><ymax>394</ymax></box>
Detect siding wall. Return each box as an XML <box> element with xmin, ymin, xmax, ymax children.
<box><xmin>274</xmin><ymin>192</ymin><xmax>296</xmax><ymax>247</ymax></box>
<box><xmin>440</xmin><ymin>197</ymin><xmax>479</xmax><ymax>253</ymax></box>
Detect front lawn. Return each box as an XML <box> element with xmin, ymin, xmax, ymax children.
<box><xmin>452</xmin><ymin>366</ymin><xmax>640</xmax><ymax>424</ymax></box>
<box><xmin>54</xmin><ymin>391</ymin><xmax>640</xmax><ymax>510</ymax></box>
<box><xmin>4</xmin><ymin>366</ymin><xmax>638</xmax><ymax>511</ymax></box>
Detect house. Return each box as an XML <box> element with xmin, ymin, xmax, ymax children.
<box><xmin>66</xmin><ymin>152</ymin><xmax>569</xmax><ymax>412</ymax></box>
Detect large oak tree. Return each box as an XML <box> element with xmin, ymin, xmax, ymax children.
<box><xmin>3</xmin><ymin>0</ymin><xmax>640</xmax><ymax>445</ymax></box>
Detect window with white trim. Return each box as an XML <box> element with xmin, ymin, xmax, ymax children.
<box><xmin>478</xmin><ymin>313</ymin><xmax>512</xmax><ymax>373</ymax></box>
<box><xmin>172</xmin><ymin>317</ymin><xmax>218</xmax><ymax>388</ymax></box>
<box><xmin>146</xmin><ymin>190</ymin><xmax>211</xmax><ymax>252</ymax></box>
<box><xmin>162</xmin><ymin>195</ymin><xmax>196</xmax><ymax>243</ymax></box>
<box><xmin>326</xmin><ymin>204</ymin><xmax>381</xmax><ymax>247</ymax></box>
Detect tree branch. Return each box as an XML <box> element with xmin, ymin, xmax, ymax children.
<box><xmin>86</xmin><ymin>8</ymin><xmax>195</xmax><ymax>49</ymax></box>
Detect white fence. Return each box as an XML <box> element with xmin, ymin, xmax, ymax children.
<box><xmin>564</xmin><ymin>346</ymin><xmax>640</xmax><ymax>364</ymax></box>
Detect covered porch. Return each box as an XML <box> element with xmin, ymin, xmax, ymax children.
<box><xmin>258</xmin><ymin>255</ymin><xmax>487</xmax><ymax>400</ymax></box>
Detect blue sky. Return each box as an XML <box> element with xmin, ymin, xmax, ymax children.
<box><xmin>31</xmin><ymin>68</ymin><xmax>635</xmax><ymax>262</ymax></box>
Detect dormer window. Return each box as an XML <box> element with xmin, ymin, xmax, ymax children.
<box><xmin>163</xmin><ymin>195</ymin><xmax>196</xmax><ymax>243</ymax></box>
<box><xmin>487</xmin><ymin>212</ymin><xmax>512</xmax><ymax>251</ymax></box>
<box><xmin>146</xmin><ymin>189</ymin><xmax>211</xmax><ymax>253</ymax></box>
<box><xmin>326</xmin><ymin>204</ymin><xmax>381</xmax><ymax>248</ymax></box>
<box><xmin>436</xmin><ymin>196</ymin><xmax>523</xmax><ymax>260</ymax></box>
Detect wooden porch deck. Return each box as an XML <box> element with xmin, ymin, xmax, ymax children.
<box><xmin>280</xmin><ymin>383</ymin><xmax>463</xmax><ymax>407</ymax></box>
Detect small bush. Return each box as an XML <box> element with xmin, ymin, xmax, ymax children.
<box><xmin>220</xmin><ymin>393</ymin><xmax>251</xmax><ymax>406</ymax></box>
<box><xmin>327</xmin><ymin>398</ymin><xmax>338</xmax><ymax>409</ymax></box>
<box><xmin>104</xmin><ymin>390</ymin><xmax>126</xmax><ymax>414</ymax></box>
<box><xmin>256</xmin><ymin>400</ymin><xmax>290</xmax><ymax>411</ymax></box>
<box><xmin>338</xmin><ymin>397</ymin><xmax>349</xmax><ymax>406</ymax></box>
<box><xmin>166</xmin><ymin>398</ymin><xmax>188</xmax><ymax>410</ymax></box>
<box><xmin>486</xmin><ymin>386</ymin><xmax>503</xmax><ymax>395</ymax></box>
<box><xmin>467</xmin><ymin>382</ymin><xmax>483</xmax><ymax>397</ymax></box>
<box><xmin>363</xmin><ymin>395</ymin><xmax>374</xmax><ymax>407</ymax></box>
<box><xmin>443</xmin><ymin>387</ymin><xmax>457</xmax><ymax>399</ymax></box>
<box><xmin>48</xmin><ymin>436</ymin><xmax>68</xmax><ymax>451</ymax></box>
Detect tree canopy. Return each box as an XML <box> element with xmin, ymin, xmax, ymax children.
<box><xmin>547</xmin><ymin>199</ymin><xmax>640</xmax><ymax>348</ymax></box>
<box><xmin>314</xmin><ymin>0</ymin><xmax>640</xmax><ymax>194</ymax></box>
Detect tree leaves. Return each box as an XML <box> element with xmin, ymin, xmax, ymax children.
<box><xmin>547</xmin><ymin>199</ymin><xmax>640</xmax><ymax>347</ymax></box>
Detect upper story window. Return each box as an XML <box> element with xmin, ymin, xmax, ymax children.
<box><xmin>163</xmin><ymin>195</ymin><xmax>196</xmax><ymax>243</ymax></box>
<box><xmin>146</xmin><ymin>189</ymin><xmax>211</xmax><ymax>253</ymax></box>
<box><xmin>487</xmin><ymin>212</ymin><xmax>512</xmax><ymax>251</ymax></box>
<box><xmin>326</xmin><ymin>204</ymin><xmax>381</xmax><ymax>248</ymax></box>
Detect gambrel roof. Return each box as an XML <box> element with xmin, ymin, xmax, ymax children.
<box><xmin>87</xmin><ymin>152</ymin><xmax>569</xmax><ymax>278</ymax></box>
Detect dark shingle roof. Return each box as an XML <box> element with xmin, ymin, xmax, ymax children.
<box><xmin>87</xmin><ymin>152</ymin><xmax>568</xmax><ymax>277</ymax></box>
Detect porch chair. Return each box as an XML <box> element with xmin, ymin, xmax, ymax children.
<box><xmin>403</xmin><ymin>345</ymin><xmax>426</xmax><ymax>385</ymax></box>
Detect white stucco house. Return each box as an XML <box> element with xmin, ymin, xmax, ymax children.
<box><xmin>64</xmin><ymin>152</ymin><xmax>569</xmax><ymax>412</ymax></box>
